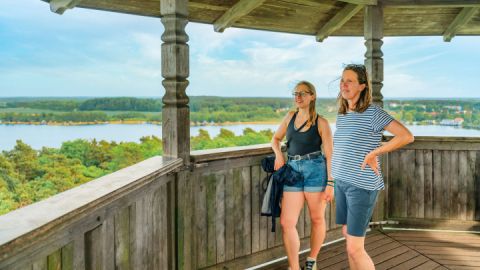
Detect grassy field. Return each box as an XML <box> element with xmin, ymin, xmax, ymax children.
<box><xmin>0</xmin><ymin>108</ymin><xmax>60</xmax><ymax>114</ymax></box>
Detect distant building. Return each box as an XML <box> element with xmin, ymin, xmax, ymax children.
<box><xmin>454</xmin><ymin>117</ymin><xmax>464</xmax><ymax>124</ymax></box>
<box><xmin>440</xmin><ymin>118</ymin><xmax>464</xmax><ymax>126</ymax></box>
<box><xmin>444</xmin><ymin>105</ymin><xmax>462</xmax><ymax>111</ymax></box>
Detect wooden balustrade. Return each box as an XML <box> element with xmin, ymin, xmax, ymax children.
<box><xmin>0</xmin><ymin>137</ymin><xmax>478</xmax><ymax>269</ymax></box>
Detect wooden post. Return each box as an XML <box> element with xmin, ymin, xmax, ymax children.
<box><xmin>364</xmin><ymin>4</ymin><xmax>386</xmax><ymax>223</ymax></box>
<box><xmin>364</xmin><ymin>4</ymin><xmax>384</xmax><ymax>107</ymax></box>
<box><xmin>161</xmin><ymin>0</ymin><xmax>190</xmax><ymax>163</ymax></box>
<box><xmin>160</xmin><ymin>1</ymin><xmax>190</xmax><ymax>269</ymax></box>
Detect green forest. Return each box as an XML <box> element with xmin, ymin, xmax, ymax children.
<box><xmin>0</xmin><ymin>96</ymin><xmax>336</xmax><ymax>123</ymax></box>
<box><xmin>1</xmin><ymin>96</ymin><xmax>480</xmax><ymax>215</ymax></box>
<box><xmin>1</xmin><ymin>97</ymin><xmax>479</xmax><ymax>127</ymax></box>
<box><xmin>0</xmin><ymin>128</ymin><xmax>273</xmax><ymax>215</ymax></box>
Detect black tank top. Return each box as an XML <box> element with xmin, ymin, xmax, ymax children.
<box><xmin>286</xmin><ymin>112</ymin><xmax>322</xmax><ymax>156</ymax></box>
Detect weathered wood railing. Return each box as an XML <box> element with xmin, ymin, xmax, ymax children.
<box><xmin>0</xmin><ymin>156</ymin><xmax>182</xmax><ymax>270</ymax></box>
<box><xmin>384</xmin><ymin>136</ymin><xmax>480</xmax><ymax>230</ymax></box>
<box><xmin>182</xmin><ymin>144</ymin><xmax>361</xmax><ymax>269</ymax></box>
<box><xmin>1</xmin><ymin>137</ymin><xmax>478</xmax><ymax>269</ymax></box>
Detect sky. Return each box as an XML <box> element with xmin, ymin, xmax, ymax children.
<box><xmin>1</xmin><ymin>1</ymin><xmax>480</xmax><ymax>98</ymax></box>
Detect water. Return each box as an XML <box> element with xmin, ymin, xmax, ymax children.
<box><xmin>1</xmin><ymin>123</ymin><xmax>479</xmax><ymax>151</ymax></box>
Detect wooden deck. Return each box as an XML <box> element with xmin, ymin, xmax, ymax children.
<box><xmin>263</xmin><ymin>229</ymin><xmax>480</xmax><ymax>270</ymax></box>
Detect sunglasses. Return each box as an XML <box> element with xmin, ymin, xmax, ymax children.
<box><xmin>292</xmin><ymin>91</ymin><xmax>311</xmax><ymax>97</ymax></box>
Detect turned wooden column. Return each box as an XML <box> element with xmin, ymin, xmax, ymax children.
<box><xmin>364</xmin><ymin>4</ymin><xmax>384</xmax><ymax>107</ymax></box>
<box><xmin>160</xmin><ymin>1</ymin><xmax>191</xmax><ymax>269</ymax></box>
<box><xmin>161</xmin><ymin>0</ymin><xmax>190</xmax><ymax>163</ymax></box>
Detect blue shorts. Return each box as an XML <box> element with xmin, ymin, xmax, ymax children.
<box><xmin>283</xmin><ymin>156</ymin><xmax>327</xmax><ymax>192</ymax></box>
<box><xmin>335</xmin><ymin>180</ymin><xmax>378</xmax><ymax>237</ymax></box>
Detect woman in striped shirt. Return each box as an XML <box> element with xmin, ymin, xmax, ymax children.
<box><xmin>332</xmin><ymin>64</ymin><xmax>414</xmax><ymax>269</ymax></box>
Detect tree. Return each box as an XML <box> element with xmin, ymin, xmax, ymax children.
<box><xmin>5</xmin><ymin>140</ymin><xmax>41</xmax><ymax>182</ymax></box>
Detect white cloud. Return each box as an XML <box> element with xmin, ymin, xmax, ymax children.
<box><xmin>132</xmin><ymin>33</ymin><xmax>162</xmax><ymax>61</ymax></box>
<box><xmin>2</xmin><ymin>1</ymin><xmax>480</xmax><ymax>98</ymax></box>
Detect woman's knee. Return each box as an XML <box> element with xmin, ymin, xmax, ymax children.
<box><xmin>346</xmin><ymin>241</ymin><xmax>364</xmax><ymax>259</ymax></box>
<box><xmin>309</xmin><ymin>214</ymin><xmax>325</xmax><ymax>227</ymax></box>
<box><xmin>280</xmin><ymin>216</ymin><xmax>298</xmax><ymax>230</ymax></box>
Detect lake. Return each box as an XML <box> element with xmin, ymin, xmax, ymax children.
<box><xmin>1</xmin><ymin>123</ymin><xmax>480</xmax><ymax>151</ymax></box>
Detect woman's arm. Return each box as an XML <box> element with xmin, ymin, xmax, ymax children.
<box><xmin>318</xmin><ymin>116</ymin><xmax>334</xmax><ymax>201</ymax></box>
<box><xmin>271</xmin><ymin>112</ymin><xmax>294</xmax><ymax>170</ymax></box>
<box><xmin>317</xmin><ymin>117</ymin><xmax>334</xmax><ymax>181</ymax></box>
<box><xmin>361</xmin><ymin>120</ymin><xmax>414</xmax><ymax>174</ymax></box>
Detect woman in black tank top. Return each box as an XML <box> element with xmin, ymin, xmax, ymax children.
<box><xmin>271</xmin><ymin>81</ymin><xmax>334</xmax><ymax>270</ymax></box>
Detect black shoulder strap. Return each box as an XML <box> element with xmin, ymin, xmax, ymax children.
<box><xmin>290</xmin><ymin>111</ymin><xmax>297</xmax><ymax>123</ymax></box>
<box><xmin>295</xmin><ymin>120</ymin><xmax>308</xmax><ymax>131</ymax></box>
<box><xmin>316</xmin><ymin>114</ymin><xmax>322</xmax><ymax>136</ymax></box>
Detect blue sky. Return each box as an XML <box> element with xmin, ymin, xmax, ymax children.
<box><xmin>1</xmin><ymin>1</ymin><xmax>479</xmax><ymax>98</ymax></box>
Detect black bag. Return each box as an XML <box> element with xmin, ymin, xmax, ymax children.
<box><xmin>261</xmin><ymin>155</ymin><xmax>276</xmax><ymax>173</ymax></box>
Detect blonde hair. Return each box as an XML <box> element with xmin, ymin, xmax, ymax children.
<box><xmin>337</xmin><ymin>64</ymin><xmax>372</xmax><ymax>114</ymax></box>
<box><xmin>294</xmin><ymin>81</ymin><xmax>317</xmax><ymax>127</ymax></box>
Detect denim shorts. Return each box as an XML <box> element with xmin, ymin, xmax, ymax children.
<box><xmin>283</xmin><ymin>156</ymin><xmax>327</xmax><ymax>192</ymax></box>
<box><xmin>335</xmin><ymin>180</ymin><xmax>378</xmax><ymax>237</ymax></box>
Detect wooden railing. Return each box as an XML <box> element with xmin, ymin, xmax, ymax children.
<box><xmin>0</xmin><ymin>156</ymin><xmax>182</xmax><ymax>270</ymax></box>
<box><xmin>182</xmin><ymin>144</ymin><xmax>356</xmax><ymax>269</ymax></box>
<box><xmin>384</xmin><ymin>136</ymin><xmax>480</xmax><ymax>230</ymax></box>
<box><xmin>1</xmin><ymin>137</ymin><xmax>478</xmax><ymax>269</ymax></box>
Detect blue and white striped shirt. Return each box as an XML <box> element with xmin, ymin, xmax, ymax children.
<box><xmin>332</xmin><ymin>105</ymin><xmax>394</xmax><ymax>190</ymax></box>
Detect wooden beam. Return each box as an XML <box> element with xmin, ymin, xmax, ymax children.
<box><xmin>338</xmin><ymin>0</ymin><xmax>377</xmax><ymax>5</ymax></box>
<box><xmin>316</xmin><ymin>4</ymin><xmax>365</xmax><ymax>42</ymax></box>
<box><xmin>49</xmin><ymin>0</ymin><xmax>81</xmax><ymax>14</ymax></box>
<box><xmin>213</xmin><ymin>0</ymin><xmax>267</xmax><ymax>33</ymax></box>
<box><xmin>382</xmin><ymin>0</ymin><xmax>480</xmax><ymax>8</ymax></box>
<box><xmin>189</xmin><ymin>2</ymin><xmax>229</xmax><ymax>12</ymax></box>
<box><xmin>443</xmin><ymin>7</ymin><xmax>479</xmax><ymax>41</ymax></box>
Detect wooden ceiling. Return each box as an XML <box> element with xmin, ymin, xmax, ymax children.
<box><xmin>43</xmin><ymin>0</ymin><xmax>480</xmax><ymax>41</ymax></box>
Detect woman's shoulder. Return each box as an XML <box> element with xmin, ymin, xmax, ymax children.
<box><xmin>316</xmin><ymin>114</ymin><xmax>330</xmax><ymax>126</ymax></box>
<box><xmin>368</xmin><ymin>104</ymin><xmax>384</xmax><ymax>112</ymax></box>
<box><xmin>281</xmin><ymin>111</ymin><xmax>296</xmax><ymax>125</ymax></box>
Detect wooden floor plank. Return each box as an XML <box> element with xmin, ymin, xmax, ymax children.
<box><xmin>444</xmin><ymin>266</ymin><xmax>480</xmax><ymax>270</ymax></box>
<box><xmin>413</xmin><ymin>246</ymin><xmax>480</xmax><ymax>256</ymax></box>
<box><xmin>411</xmin><ymin>260</ymin><xmax>441</xmax><ymax>270</ymax></box>
<box><xmin>387</xmin><ymin>231</ymin><xmax>480</xmax><ymax>238</ymax></box>
<box><xmin>428</xmin><ymin>254</ymin><xmax>480</xmax><ymax>262</ymax></box>
<box><xmin>317</xmin><ymin>232</ymin><xmax>386</xmax><ymax>262</ymax></box>
<box><xmin>259</xmin><ymin>229</ymin><xmax>480</xmax><ymax>270</ymax></box>
<box><xmin>401</xmin><ymin>241</ymin><xmax>480</xmax><ymax>248</ymax></box>
<box><xmin>433</xmin><ymin>266</ymin><xmax>449</xmax><ymax>270</ymax></box>
<box><xmin>323</xmin><ymin>242</ymin><xmax>404</xmax><ymax>270</ymax></box>
<box><xmin>375</xmin><ymin>249</ymin><xmax>419</xmax><ymax>270</ymax></box>
<box><xmin>317</xmin><ymin>233</ymin><xmax>391</xmax><ymax>268</ymax></box>
<box><xmin>391</xmin><ymin>236</ymin><xmax>480</xmax><ymax>245</ymax></box>
<box><xmin>371</xmin><ymin>245</ymin><xmax>411</xmax><ymax>265</ymax></box>
<box><xmin>437</xmin><ymin>259</ymin><xmax>480</xmax><ymax>267</ymax></box>
<box><xmin>388</xmin><ymin>255</ymin><xmax>430</xmax><ymax>270</ymax></box>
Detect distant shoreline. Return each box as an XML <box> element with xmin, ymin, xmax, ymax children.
<box><xmin>0</xmin><ymin>120</ymin><xmax>282</xmax><ymax>126</ymax></box>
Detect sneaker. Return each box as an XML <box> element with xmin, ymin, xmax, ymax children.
<box><xmin>304</xmin><ymin>259</ymin><xmax>317</xmax><ymax>270</ymax></box>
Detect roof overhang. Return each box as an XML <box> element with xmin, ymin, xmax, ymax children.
<box><xmin>43</xmin><ymin>0</ymin><xmax>480</xmax><ymax>41</ymax></box>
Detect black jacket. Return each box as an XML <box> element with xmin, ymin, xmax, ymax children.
<box><xmin>261</xmin><ymin>163</ymin><xmax>303</xmax><ymax>232</ymax></box>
